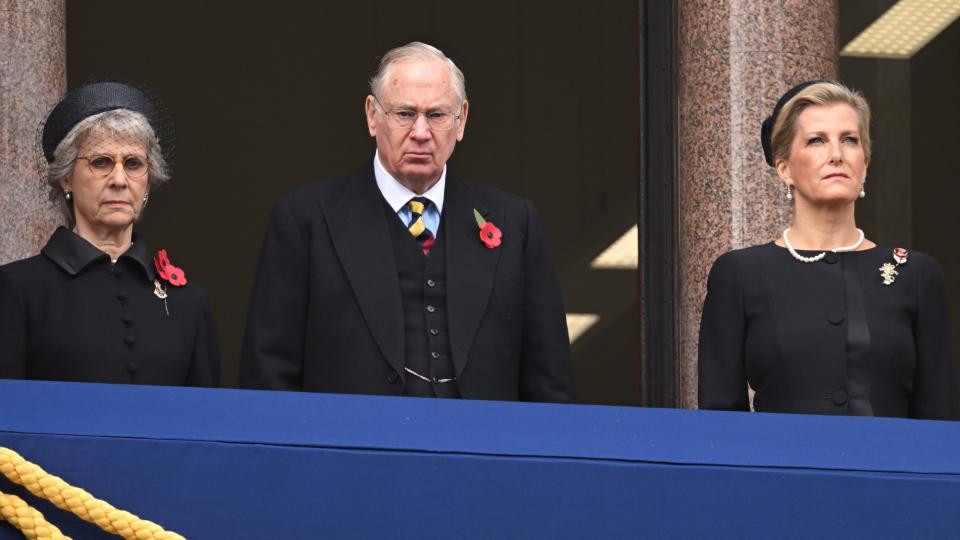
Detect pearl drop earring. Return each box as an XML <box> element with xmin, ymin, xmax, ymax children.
<box><xmin>860</xmin><ymin>176</ymin><xmax>866</xmax><ymax>199</ymax></box>
<box><xmin>785</xmin><ymin>184</ymin><xmax>793</xmax><ymax>201</ymax></box>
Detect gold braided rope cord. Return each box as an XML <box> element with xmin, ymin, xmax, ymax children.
<box><xmin>0</xmin><ymin>447</ymin><xmax>184</xmax><ymax>540</ymax></box>
<box><xmin>0</xmin><ymin>491</ymin><xmax>68</xmax><ymax>539</ymax></box>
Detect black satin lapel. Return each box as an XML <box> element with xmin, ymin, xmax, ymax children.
<box><xmin>321</xmin><ymin>174</ymin><xmax>405</xmax><ymax>375</ymax></box>
<box><xmin>842</xmin><ymin>254</ymin><xmax>874</xmax><ymax>416</ymax></box>
<box><xmin>444</xmin><ymin>181</ymin><xmax>503</xmax><ymax>377</ymax></box>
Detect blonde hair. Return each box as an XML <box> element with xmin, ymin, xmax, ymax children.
<box><xmin>770</xmin><ymin>81</ymin><xmax>872</xmax><ymax>165</ymax></box>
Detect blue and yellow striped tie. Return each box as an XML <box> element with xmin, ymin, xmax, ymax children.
<box><xmin>407</xmin><ymin>197</ymin><xmax>435</xmax><ymax>255</ymax></box>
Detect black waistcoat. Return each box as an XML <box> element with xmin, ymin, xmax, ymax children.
<box><xmin>384</xmin><ymin>203</ymin><xmax>460</xmax><ymax>398</ymax></box>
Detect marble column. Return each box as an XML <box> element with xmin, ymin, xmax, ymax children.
<box><xmin>0</xmin><ymin>0</ymin><xmax>66</xmax><ymax>265</ymax></box>
<box><xmin>677</xmin><ymin>0</ymin><xmax>838</xmax><ymax>408</ymax></box>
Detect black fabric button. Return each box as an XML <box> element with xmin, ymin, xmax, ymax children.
<box><xmin>824</xmin><ymin>252</ymin><xmax>839</xmax><ymax>264</ymax></box>
<box><xmin>427</xmin><ymin>279</ymin><xmax>436</xmax><ymax>288</ymax></box>
<box><xmin>121</xmin><ymin>314</ymin><xmax>132</xmax><ymax>326</ymax></box>
<box><xmin>429</xmin><ymin>328</ymin><xmax>439</xmax><ymax>335</ymax></box>
<box><xmin>828</xmin><ymin>313</ymin><xmax>845</xmax><ymax>325</ymax></box>
<box><xmin>426</xmin><ymin>305</ymin><xmax>436</xmax><ymax>313</ymax></box>
<box><xmin>387</xmin><ymin>372</ymin><xmax>399</xmax><ymax>383</ymax></box>
<box><xmin>832</xmin><ymin>390</ymin><xmax>848</xmax><ymax>405</ymax></box>
<box><xmin>116</xmin><ymin>291</ymin><xmax>127</xmax><ymax>302</ymax></box>
<box><xmin>111</xmin><ymin>266</ymin><xmax>122</xmax><ymax>278</ymax></box>
<box><xmin>431</xmin><ymin>351</ymin><xmax>440</xmax><ymax>359</ymax></box>
<box><xmin>124</xmin><ymin>335</ymin><xmax>135</xmax><ymax>348</ymax></box>
<box><xmin>127</xmin><ymin>362</ymin><xmax>138</xmax><ymax>373</ymax></box>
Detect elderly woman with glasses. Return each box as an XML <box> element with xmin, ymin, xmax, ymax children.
<box><xmin>0</xmin><ymin>82</ymin><xmax>219</xmax><ymax>386</ymax></box>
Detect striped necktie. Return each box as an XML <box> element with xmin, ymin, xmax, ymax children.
<box><xmin>407</xmin><ymin>197</ymin><xmax>436</xmax><ymax>255</ymax></box>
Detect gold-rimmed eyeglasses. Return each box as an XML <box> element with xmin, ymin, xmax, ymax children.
<box><xmin>373</xmin><ymin>95</ymin><xmax>461</xmax><ymax>131</ymax></box>
<box><xmin>75</xmin><ymin>154</ymin><xmax>150</xmax><ymax>179</ymax></box>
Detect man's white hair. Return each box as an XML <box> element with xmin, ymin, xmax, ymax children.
<box><xmin>369</xmin><ymin>42</ymin><xmax>467</xmax><ymax>104</ymax></box>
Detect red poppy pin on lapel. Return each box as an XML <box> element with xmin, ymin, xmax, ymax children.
<box><xmin>153</xmin><ymin>249</ymin><xmax>188</xmax><ymax>316</ymax></box>
<box><xmin>473</xmin><ymin>209</ymin><xmax>502</xmax><ymax>249</ymax></box>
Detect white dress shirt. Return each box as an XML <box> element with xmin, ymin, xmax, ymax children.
<box><xmin>373</xmin><ymin>150</ymin><xmax>445</xmax><ymax>237</ymax></box>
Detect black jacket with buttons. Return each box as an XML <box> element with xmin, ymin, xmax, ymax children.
<box><xmin>240</xmin><ymin>165</ymin><xmax>575</xmax><ymax>402</ymax></box>
<box><xmin>698</xmin><ymin>242</ymin><xmax>957</xmax><ymax>419</ymax></box>
<box><xmin>0</xmin><ymin>227</ymin><xmax>219</xmax><ymax>386</ymax></box>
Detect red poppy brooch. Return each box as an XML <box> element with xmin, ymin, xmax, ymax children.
<box><xmin>473</xmin><ymin>209</ymin><xmax>502</xmax><ymax>249</ymax></box>
<box><xmin>153</xmin><ymin>249</ymin><xmax>188</xmax><ymax>316</ymax></box>
<box><xmin>879</xmin><ymin>247</ymin><xmax>908</xmax><ymax>286</ymax></box>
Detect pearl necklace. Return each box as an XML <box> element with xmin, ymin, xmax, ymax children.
<box><xmin>782</xmin><ymin>228</ymin><xmax>865</xmax><ymax>263</ymax></box>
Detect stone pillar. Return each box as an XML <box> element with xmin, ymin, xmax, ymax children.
<box><xmin>0</xmin><ymin>0</ymin><xmax>66</xmax><ymax>265</ymax></box>
<box><xmin>677</xmin><ymin>0</ymin><xmax>838</xmax><ymax>408</ymax></box>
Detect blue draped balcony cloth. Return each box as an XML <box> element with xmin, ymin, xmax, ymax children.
<box><xmin>1</xmin><ymin>380</ymin><xmax>959</xmax><ymax>539</ymax></box>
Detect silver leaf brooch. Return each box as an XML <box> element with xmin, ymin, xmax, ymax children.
<box><xmin>879</xmin><ymin>247</ymin><xmax>908</xmax><ymax>286</ymax></box>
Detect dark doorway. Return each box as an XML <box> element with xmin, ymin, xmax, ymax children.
<box><xmin>67</xmin><ymin>1</ymin><xmax>643</xmax><ymax>404</ymax></box>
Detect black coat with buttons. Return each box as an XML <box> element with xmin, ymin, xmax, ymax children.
<box><xmin>698</xmin><ymin>242</ymin><xmax>958</xmax><ymax>419</ymax></box>
<box><xmin>240</xmin><ymin>165</ymin><xmax>575</xmax><ymax>402</ymax></box>
<box><xmin>0</xmin><ymin>227</ymin><xmax>219</xmax><ymax>386</ymax></box>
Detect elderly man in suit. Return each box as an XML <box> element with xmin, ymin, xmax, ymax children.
<box><xmin>240</xmin><ymin>42</ymin><xmax>575</xmax><ymax>402</ymax></box>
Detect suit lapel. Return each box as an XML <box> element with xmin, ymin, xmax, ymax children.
<box><xmin>321</xmin><ymin>166</ymin><xmax>405</xmax><ymax>375</ymax></box>
<box><xmin>444</xmin><ymin>174</ymin><xmax>503</xmax><ymax>377</ymax></box>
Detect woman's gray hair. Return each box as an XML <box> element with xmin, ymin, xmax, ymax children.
<box><xmin>47</xmin><ymin>108</ymin><xmax>169</xmax><ymax>223</ymax></box>
<box><xmin>369</xmin><ymin>42</ymin><xmax>467</xmax><ymax>104</ymax></box>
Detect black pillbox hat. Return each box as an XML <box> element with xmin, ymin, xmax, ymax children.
<box><xmin>760</xmin><ymin>80</ymin><xmax>828</xmax><ymax>167</ymax></box>
<box><xmin>41</xmin><ymin>82</ymin><xmax>160</xmax><ymax>163</ymax></box>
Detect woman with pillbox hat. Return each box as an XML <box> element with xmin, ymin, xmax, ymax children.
<box><xmin>698</xmin><ymin>80</ymin><xmax>957</xmax><ymax>419</ymax></box>
<box><xmin>0</xmin><ymin>81</ymin><xmax>219</xmax><ymax>386</ymax></box>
